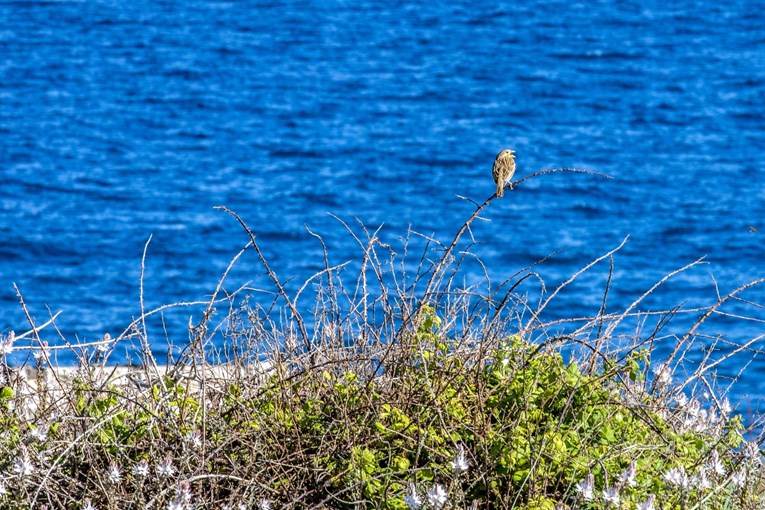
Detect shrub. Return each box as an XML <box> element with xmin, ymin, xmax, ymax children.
<box><xmin>1</xmin><ymin>176</ymin><xmax>763</xmax><ymax>508</ymax></box>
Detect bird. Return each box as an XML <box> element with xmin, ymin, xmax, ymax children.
<box><xmin>492</xmin><ymin>149</ymin><xmax>516</xmax><ymax>197</ymax></box>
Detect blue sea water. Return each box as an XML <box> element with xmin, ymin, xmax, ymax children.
<box><xmin>1</xmin><ymin>2</ymin><xmax>764</xmax><ymax>406</ymax></box>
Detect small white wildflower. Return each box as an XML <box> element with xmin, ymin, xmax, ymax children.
<box><xmin>157</xmin><ymin>455</ymin><xmax>176</xmax><ymax>478</ymax></box>
<box><xmin>166</xmin><ymin>500</ymin><xmax>185</xmax><ymax>510</ymax></box>
<box><xmin>176</xmin><ymin>480</ymin><xmax>192</xmax><ymax>502</ymax></box>
<box><xmin>691</xmin><ymin>468</ymin><xmax>711</xmax><ymax>490</ymax></box>
<box><xmin>0</xmin><ymin>331</ymin><xmax>14</xmax><ymax>355</ymax></box>
<box><xmin>33</xmin><ymin>341</ymin><xmax>50</xmax><ymax>365</ymax></box>
<box><xmin>185</xmin><ymin>429</ymin><xmax>203</xmax><ymax>448</ymax></box>
<box><xmin>618</xmin><ymin>460</ymin><xmax>637</xmax><ymax>487</ymax></box>
<box><xmin>29</xmin><ymin>426</ymin><xmax>48</xmax><ymax>443</ymax></box>
<box><xmin>663</xmin><ymin>466</ymin><xmax>689</xmax><ymax>488</ymax></box>
<box><xmin>575</xmin><ymin>473</ymin><xmax>595</xmax><ymax>501</ymax></box>
<box><xmin>83</xmin><ymin>499</ymin><xmax>97</xmax><ymax>510</ymax></box>
<box><xmin>674</xmin><ymin>392</ymin><xmax>688</xmax><ymax>407</ymax></box>
<box><xmin>426</xmin><ymin>484</ymin><xmax>448</xmax><ymax>509</ymax></box>
<box><xmin>706</xmin><ymin>450</ymin><xmax>725</xmax><ymax>477</ymax></box>
<box><xmin>95</xmin><ymin>333</ymin><xmax>113</xmax><ymax>353</ymax></box>
<box><xmin>743</xmin><ymin>440</ymin><xmax>762</xmax><ymax>464</ymax></box>
<box><xmin>693</xmin><ymin>409</ymin><xmax>709</xmax><ymax>432</ymax></box>
<box><xmin>602</xmin><ymin>485</ymin><xmax>620</xmax><ymax>506</ymax></box>
<box><xmin>720</xmin><ymin>398</ymin><xmax>732</xmax><ymax>417</ymax></box>
<box><xmin>404</xmin><ymin>483</ymin><xmax>422</xmax><ymax>509</ymax></box>
<box><xmin>107</xmin><ymin>461</ymin><xmax>122</xmax><ymax>484</ymax></box>
<box><xmin>13</xmin><ymin>446</ymin><xmax>34</xmax><ymax>477</ymax></box>
<box><xmin>730</xmin><ymin>468</ymin><xmax>747</xmax><ymax>487</ymax></box>
<box><xmin>132</xmin><ymin>459</ymin><xmax>150</xmax><ymax>477</ymax></box>
<box><xmin>257</xmin><ymin>499</ymin><xmax>272</xmax><ymax>510</ymax></box>
<box><xmin>450</xmin><ymin>445</ymin><xmax>470</xmax><ymax>474</ymax></box>
<box><xmin>652</xmin><ymin>362</ymin><xmax>672</xmax><ymax>387</ymax></box>
<box><xmin>638</xmin><ymin>494</ymin><xmax>656</xmax><ymax>510</ymax></box>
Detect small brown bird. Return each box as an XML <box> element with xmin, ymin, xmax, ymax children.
<box><xmin>492</xmin><ymin>149</ymin><xmax>516</xmax><ymax>197</ymax></box>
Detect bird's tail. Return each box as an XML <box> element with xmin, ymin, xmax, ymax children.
<box><xmin>496</xmin><ymin>183</ymin><xmax>504</xmax><ymax>197</ymax></box>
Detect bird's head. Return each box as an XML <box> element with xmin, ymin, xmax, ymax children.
<box><xmin>501</xmin><ymin>149</ymin><xmax>516</xmax><ymax>158</ymax></box>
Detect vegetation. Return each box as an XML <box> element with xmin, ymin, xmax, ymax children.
<box><xmin>1</xmin><ymin>173</ymin><xmax>763</xmax><ymax>509</ymax></box>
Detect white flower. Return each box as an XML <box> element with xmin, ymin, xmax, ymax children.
<box><xmin>157</xmin><ymin>455</ymin><xmax>176</xmax><ymax>478</ymax></box>
<box><xmin>691</xmin><ymin>468</ymin><xmax>711</xmax><ymax>490</ymax></box>
<box><xmin>730</xmin><ymin>468</ymin><xmax>747</xmax><ymax>487</ymax></box>
<box><xmin>652</xmin><ymin>363</ymin><xmax>672</xmax><ymax>387</ymax></box>
<box><xmin>618</xmin><ymin>460</ymin><xmax>637</xmax><ymax>487</ymax></box>
<box><xmin>0</xmin><ymin>331</ymin><xmax>14</xmax><ymax>355</ymax></box>
<box><xmin>95</xmin><ymin>333</ymin><xmax>113</xmax><ymax>353</ymax></box>
<box><xmin>674</xmin><ymin>392</ymin><xmax>688</xmax><ymax>407</ymax></box>
<box><xmin>107</xmin><ymin>461</ymin><xmax>123</xmax><ymax>484</ymax></box>
<box><xmin>132</xmin><ymin>459</ymin><xmax>150</xmax><ymax>477</ymax></box>
<box><xmin>706</xmin><ymin>450</ymin><xmax>725</xmax><ymax>477</ymax></box>
<box><xmin>450</xmin><ymin>445</ymin><xmax>470</xmax><ymax>474</ymax></box>
<box><xmin>742</xmin><ymin>440</ymin><xmax>761</xmax><ymax>464</ymax></box>
<box><xmin>602</xmin><ymin>485</ymin><xmax>620</xmax><ymax>506</ymax></box>
<box><xmin>83</xmin><ymin>499</ymin><xmax>97</xmax><ymax>510</ymax></box>
<box><xmin>185</xmin><ymin>429</ymin><xmax>203</xmax><ymax>448</ymax></box>
<box><xmin>257</xmin><ymin>499</ymin><xmax>272</xmax><ymax>510</ymax></box>
<box><xmin>638</xmin><ymin>494</ymin><xmax>656</xmax><ymax>510</ymax></box>
<box><xmin>13</xmin><ymin>447</ymin><xmax>34</xmax><ymax>477</ymax></box>
<box><xmin>663</xmin><ymin>466</ymin><xmax>689</xmax><ymax>488</ymax></box>
<box><xmin>29</xmin><ymin>426</ymin><xmax>48</xmax><ymax>443</ymax></box>
<box><xmin>426</xmin><ymin>484</ymin><xmax>448</xmax><ymax>509</ymax></box>
<box><xmin>0</xmin><ymin>478</ymin><xmax>6</xmax><ymax>495</ymax></box>
<box><xmin>693</xmin><ymin>409</ymin><xmax>709</xmax><ymax>432</ymax></box>
<box><xmin>33</xmin><ymin>341</ymin><xmax>50</xmax><ymax>365</ymax></box>
<box><xmin>575</xmin><ymin>473</ymin><xmax>595</xmax><ymax>501</ymax></box>
<box><xmin>720</xmin><ymin>398</ymin><xmax>732</xmax><ymax>417</ymax></box>
<box><xmin>166</xmin><ymin>500</ymin><xmax>185</xmax><ymax>510</ymax></box>
<box><xmin>404</xmin><ymin>484</ymin><xmax>422</xmax><ymax>509</ymax></box>
<box><xmin>176</xmin><ymin>480</ymin><xmax>192</xmax><ymax>502</ymax></box>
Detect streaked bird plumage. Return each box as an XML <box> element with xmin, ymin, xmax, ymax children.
<box><xmin>492</xmin><ymin>149</ymin><xmax>516</xmax><ymax>197</ymax></box>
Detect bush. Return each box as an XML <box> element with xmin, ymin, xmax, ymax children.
<box><xmin>1</xmin><ymin>184</ymin><xmax>763</xmax><ymax>509</ymax></box>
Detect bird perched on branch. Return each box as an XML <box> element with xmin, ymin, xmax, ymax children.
<box><xmin>492</xmin><ymin>149</ymin><xmax>516</xmax><ymax>197</ymax></box>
